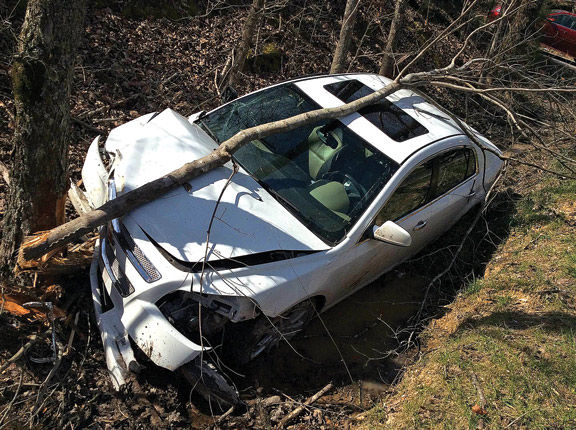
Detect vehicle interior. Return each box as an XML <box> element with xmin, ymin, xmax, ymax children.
<box><xmin>199</xmin><ymin>83</ymin><xmax>399</xmax><ymax>242</ymax></box>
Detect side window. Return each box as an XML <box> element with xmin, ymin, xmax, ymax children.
<box><xmin>433</xmin><ymin>148</ymin><xmax>476</xmax><ymax>198</ymax></box>
<box><xmin>376</xmin><ymin>160</ymin><xmax>433</xmax><ymax>224</ymax></box>
<box><xmin>375</xmin><ymin>147</ymin><xmax>476</xmax><ymax>225</ymax></box>
<box><xmin>554</xmin><ymin>14</ymin><xmax>570</xmax><ymax>28</ymax></box>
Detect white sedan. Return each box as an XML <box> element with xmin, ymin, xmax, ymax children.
<box><xmin>80</xmin><ymin>73</ymin><xmax>503</xmax><ymax>405</ymax></box>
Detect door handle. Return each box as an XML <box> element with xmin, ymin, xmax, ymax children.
<box><xmin>467</xmin><ymin>190</ymin><xmax>476</xmax><ymax>198</ymax></box>
<box><xmin>413</xmin><ymin>220</ymin><xmax>427</xmax><ymax>231</ymax></box>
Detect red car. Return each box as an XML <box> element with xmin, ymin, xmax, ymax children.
<box><xmin>542</xmin><ymin>10</ymin><xmax>576</xmax><ymax>59</ymax></box>
<box><xmin>487</xmin><ymin>4</ymin><xmax>502</xmax><ymax>22</ymax></box>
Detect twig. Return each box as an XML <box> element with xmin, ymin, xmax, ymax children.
<box><xmin>71</xmin><ymin>116</ymin><xmax>105</xmax><ymax>135</ymax></box>
<box><xmin>77</xmin><ymin>94</ymin><xmax>141</xmax><ymax>119</ymax></box>
<box><xmin>415</xmin><ymin>169</ymin><xmax>503</xmax><ymax>324</ymax></box>
<box><xmin>65</xmin><ymin>312</ymin><xmax>80</xmax><ymax>354</ymax></box>
<box><xmin>214</xmin><ymin>405</ymin><xmax>235</xmax><ymax>425</ymax></box>
<box><xmin>23</xmin><ymin>302</ymin><xmax>57</xmax><ymax>363</ymax></box>
<box><xmin>0</xmin><ymin>371</ymin><xmax>23</xmax><ymax>427</ymax></box>
<box><xmin>195</xmin><ymin>162</ymin><xmax>239</xmax><ymax>388</ymax></box>
<box><xmin>0</xmin><ymin>288</ymin><xmax>5</xmax><ymax>316</ymax></box>
<box><xmin>505</xmin><ymin>408</ymin><xmax>534</xmax><ymax>428</ymax></box>
<box><xmin>0</xmin><ymin>334</ymin><xmax>45</xmax><ymax>374</ymax></box>
<box><xmin>471</xmin><ymin>371</ymin><xmax>487</xmax><ymax>428</ymax></box>
<box><xmin>276</xmin><ymin>383</ymin><xmax>333</xmax><ymax>429</ymax></box>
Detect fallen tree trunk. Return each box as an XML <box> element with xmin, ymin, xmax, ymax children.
<box><xmin>21</xmin><ymin>79</ymin><xmax>411</xmax><ymax>260</ymax></box>
<box><xmin>19</xmin><ymin>1</ymin><xmax>530</xmax><ymax>261</ymax></box>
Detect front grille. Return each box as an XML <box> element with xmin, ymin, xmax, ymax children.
<box><xmin>96</xmin><ymin>256</ymin><xmax>114</xmax><ymax>312</ymax></box>
<box><xmin>103</xmin><ymin>234</ymin><xmax>135</xmax><ymax>297</ymax></box>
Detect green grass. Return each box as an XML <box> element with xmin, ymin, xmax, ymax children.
<box><xmin>361</xmin><ymin>176</ymin><xmax>576</xmax><ymax>429</ymax></box>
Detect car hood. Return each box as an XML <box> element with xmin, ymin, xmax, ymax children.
<box><xmin>105</xmin><ymin>109</ymin><xmax>330</xmax><ymax>262</ymax></box>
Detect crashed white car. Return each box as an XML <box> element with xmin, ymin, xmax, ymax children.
<box><xmin>80</xmin><ymin>74</ymin><xmax>502</xmax><ymax>405</ymax></box>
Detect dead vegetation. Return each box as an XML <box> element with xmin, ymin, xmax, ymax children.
<box><xmin>1</xmin><ymin>0</ymin><xmax>576</xmax><ymax>428</ymax></box>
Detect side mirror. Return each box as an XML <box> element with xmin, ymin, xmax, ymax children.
<box><xmin>373</xmin><ymin>221</ymin><xmax>412</xmax><ymax>247</ymax></box>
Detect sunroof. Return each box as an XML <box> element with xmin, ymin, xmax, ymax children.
<box><xmin>324</xmin><ymin>80</ymin><xmax>428</xmax><ymax>142</ymax></box>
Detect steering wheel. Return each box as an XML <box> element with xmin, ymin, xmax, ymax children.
<box><xmin>321</xmin><ymin>170</ymin><xmax>367</xmax><ymax>205</ymax></box>
<box><xmin>319</xmin><ymin>144</ymin><xmax>368</xmax><ymax>199</ymax></box>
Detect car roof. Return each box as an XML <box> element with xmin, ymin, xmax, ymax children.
<box><xmin>549</xmin><ymin>10</ymin><xmax>576</xmax><ymax>17</ymax></box>
<box><xmin>292</xmin><ymin>74</ymin><xmax>464</xmax><ymax>164</ymax></box>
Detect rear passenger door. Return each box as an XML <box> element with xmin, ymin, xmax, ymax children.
<box><xmin>550</xmin><ymin>14</ymin><xmax>576</xmax><ymax>55</ymax></box>
<box><xmin>375</xmin><ymin>146</ymin><xmax>478</xmax><ymax>259</ymax></box>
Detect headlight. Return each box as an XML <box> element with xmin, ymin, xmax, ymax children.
<box><xmin>157</xmin><ymin>291</ymin><xmax>229</xmax><ymax>344</ymax></box>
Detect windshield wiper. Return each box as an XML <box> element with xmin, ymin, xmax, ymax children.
<box><xmin>259</xmin><ymin>184</ymin><xmax>302</xmax><ymax>215</ymax></box>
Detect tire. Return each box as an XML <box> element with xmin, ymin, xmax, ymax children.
<box><xmin>179</xmin><ymin>357</ymin><xmax>240</xmax><ymax>410</ymax></box>
<box><xmin>225</xmin><ymin>299</ymin><xmax>318</xmax><ymax>366</ymax></box>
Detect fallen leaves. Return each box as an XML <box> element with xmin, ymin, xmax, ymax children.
<box><xmin>1</xmin><ymin>294</ymin><xmax>66</xmax><ymax>321</ymax></box>
<box><xmin>471</xmin><ymin>404</ymin><xmax>487</xmax><ymax>415</ymax></box>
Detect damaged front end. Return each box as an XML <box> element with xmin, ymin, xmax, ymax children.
<box><xmin>81</xmin><ymin>134</ymin><xmax>248</xmax><ymax>406</ymax></box>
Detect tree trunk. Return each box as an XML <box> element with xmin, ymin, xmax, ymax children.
<box><xmin>0</xmin><ymin>0</ymin><xmax>86</xmax><ymax>274</ymax></box>
<box><xmin>481</xmin><ymin>0</ymin><xmax>544</xmax><ymax>84</ymax></box>
<box><xmin>330</xmin><ymin>0</ymin><xmax>360</xmax><ymax>74</ymax></box>
<box><xmin>507</xmin><ymin>0</ymin><xmax>545</xmax><ymax>46</ymax></box>
<box><xmin>225</xmin><ymin>0</ymin><xmax>264</xmax><ymax>88</ymax></box>
<box><xmin>379</xmin><ymin>0</ymin><xmax>404</xmax><ymax>78</ymax></box>
<box><xmin>480</xmin><ymin>0</ymin><xmax>509</xmax><ymax>84</ymax></box>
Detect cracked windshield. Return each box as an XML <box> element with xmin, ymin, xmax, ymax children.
<box><xmin>199</xmin><ymin>84</ymin><xmax>399</xmax><ymax>243</ymax></box>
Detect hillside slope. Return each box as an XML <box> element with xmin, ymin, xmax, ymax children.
<box><xmin>361</xmin><ymin>163</ymin><xmax>576</xmax><ymax>428</ymax></box>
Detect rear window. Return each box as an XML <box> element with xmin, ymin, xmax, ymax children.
<box><xmin>324</xmin><ymin>80</ymin><xmax>428</xmax><ymax>142</ymax></box>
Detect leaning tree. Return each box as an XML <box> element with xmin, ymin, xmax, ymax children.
<box><xmin>330</xmin><ymin>0</ymin><xmax>361</xmax><ymax>73</ymax></box>
<box><xmin>0</xmin><ymin>0</ymin><xmax>86</xmax><ymax>276</ymax></box>
<box><xmin>18</xmin><ymin>0</ymin><xmax>576</xmax><ymax>261</ymax></box>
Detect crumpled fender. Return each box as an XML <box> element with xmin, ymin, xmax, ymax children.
<box><xmin>81</xmin><ymin>136</ymin><xmax>108</xmax><ymax>208</ymax></box>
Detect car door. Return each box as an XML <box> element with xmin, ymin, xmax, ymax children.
<box><xmin>548</xmin><ymin>14</ymin><xmax>574</xmax><ymax>55</ymax></box>
<box><xmin>324</xmin><ymin>146</ymin><xmax>478</xmax><ymax>303</ymax></box>
<box><xmin>323</xmin><ymin>159</ymin><xmax>435</xmax><ymax>302</ymax></box>
<box><xmin>322</xmin><ymin>156</ymin><xmax>433</xmax><ymax>301</ymax></box>
<box><xmin>362</xmin><ymin>146</ymin><xmax>478</xmax><ymax>280</ymax></box>
<box><xmin>393</xmin><ymin>146</ymin><xmax>478</xmax><ymax>254</ymax></box>
<box><xmin>567</xmin><ymin>15</ymin><xmax>576</xmax><ymax>57</ymax></box>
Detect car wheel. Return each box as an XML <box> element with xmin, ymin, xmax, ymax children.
<box><xmin>179</xmin><ymin>357</ymin><xmax>240</xmax><ymax>410</ymax></box>
<box><xmin>226</xmin><ymin>299</ymin><xmax>318</xmax><ymax>366</ymax></box>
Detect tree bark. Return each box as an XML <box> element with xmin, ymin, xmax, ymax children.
<box><xmin>0</xmin><ymin>0</ymin><xmax>86</xmax><ymax>274</ymax></box>
<box><xmin>225</xmin><ymin>0</ymin><xmax>264</xmax><ymax>88</ymax></box>
<box><xmin>330</xmin><ymin>0</ymin><xmax>360</xmax><ymax>74</ymax></box>
<box><xmin>507</xmin><ymin>0</ymin><xmax>545</xmax><ymax>46</ymax></box>
<box><xmin>379</xmin><ymin>0</ymin><xmax>405</xmax><ymax>78</ymax></box>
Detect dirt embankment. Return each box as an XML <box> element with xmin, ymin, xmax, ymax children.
<box><xmin>358</xmin><ymin>157</ymin><xmax>576</xmax><ymax>428</ymax></box>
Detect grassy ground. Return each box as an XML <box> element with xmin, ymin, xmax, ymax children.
<box><xmin>359</xmin><ymin>170</ymin><xmax>576</xmax><ymax>429</ymax></box>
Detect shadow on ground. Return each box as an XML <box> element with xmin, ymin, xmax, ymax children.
<box><xmin>230</xmin><ymin>191</ymin><xmax>519</xmax><ymax>400</ymax></box>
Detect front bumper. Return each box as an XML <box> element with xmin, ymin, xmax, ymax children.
<box><xmin>90</xmin><ymin>237</ymin><xmax>204</xmax><ymax>389</ymax></box>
